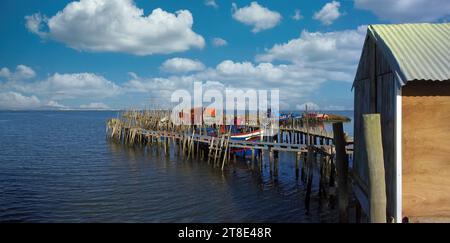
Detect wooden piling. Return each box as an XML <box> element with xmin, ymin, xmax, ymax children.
<box><xmin>274</xmin><ymin>150</ymin><xmax>279</xmax><ymax>177</ymax></box>
<box><xmin>221</xmin><ymin>132</ymin><xmax>231</xmax><ymax>171</ymax></box>
<box><xmin>304</xmin><ymin>147</ymin><xmax>314</xmax><ymax>213</ymax></box>
<box><xmin>106</xmin><ymin>109</ymin><xmax>359</xmax><ymax>221</ymax></box>
<box><xmin>259</xmin><ymin>150</ymin><xmax>264</xmax><ymax>171</ymax></box>
<box><xmin>363</xmin><ymin>114</ymin><xmax>387</xmax><ymax>223</ymax></box>
<box><xmin>207</xmin><ymin>137</ymin><xmax>215</xmax><ymax>164</ymax></box>
<box><xmin>333</xmin><ymin>122</ymin><xmax>349</xmax><ymax>223</ymax></box>
<box><xmin>269</xmin><ymin>148</ymin><xmax>274</xmax><ymax>175</ymax></box>
<box><xmin>328</xmin><ymin>155</ymin><xmax>336</xmax><ymax>209</ymax></box>
<box><xmin>301</xmin><ymin>153</ymin><xmax>306</xmax><ymax>182</ymax></box>
<box><xmin>295</xmin><ymin>151</ymin><xmax>300</xmax><ymax>179</ymax></box>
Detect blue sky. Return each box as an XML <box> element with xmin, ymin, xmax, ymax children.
<box><xmin>0</xmin><ymin>0</ymin><xmax>449</xmax><ymax>110</ymax></box>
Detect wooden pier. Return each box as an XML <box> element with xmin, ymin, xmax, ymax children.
<box><xmin>106</xmin><ymin>110</ymin><xmax>354</xmax><ymax>218</ymax></box>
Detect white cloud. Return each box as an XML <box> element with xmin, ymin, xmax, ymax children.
<box><xmin>0</xmin><ymin>91</ymin><xmax>72</xmax><ymax>110</ymax></box>
<box><xmin>212</xmin><ymin>37</ymin><xmax>228</xmax><ymax>47</ymax></box>
<box><xmin>37</xmin><ymin>73</ymin><xmax>120</xmax><ymax>99</ymax></box>
<box><xmin>323</xmin><ymin>105</ymin><xmax>348</xmax><ymax>111</ymax></box>
<box><xmin>2</xmin><ymin>72</ymin><xmax>121</xmax><ymax>100</ymax></box>
<box><xmin>256</xmin><ymin>26</ymin><xmax>367</xmax><ymax>82</ymax></box>
<box><xmin>0</xmin><ymin>65</ymin><xmax>36</xmax><ymax>81</ymax></box>
<box><xmin>25</xmin><ymin>0</ymin><xmax>205</xmax><ymax>55</ymax></box>
<box><xmin>292</xmin><ymin>9</ymin><xmax>303</xmax><ymax>21</ymax></box>
<box><xmin>0</xmin><ymin>68</ymin><xmax>122</xmax><ymax>109</ymax></box>
<box><xmin>45</xmin><ymin>100</ymin><xmax>68</xmax><ymax>109</ymax></box>
<box><xmin>354</xmin><ymin>0</ymin><xmax>450</xmax><ymax>22</ymax></box>
<box><xmin>207</xmin><ymin>60</ymin><xmax>326</xmax><ymax>96</ymax></box>
<box><xmin>128</xmin><ymin>72</ymin><xmax>139</xmax><ymax>80</ymax></box>
<box><xmin>196</xmin><ymin>60</ymin><xmax>329</xmax><ymax>100</ymax></box>
<box><xmin>160</xmin><ymin>58</ymin><xmax>205</xmax><ymax>73</ymax></box>
<box><xmin>124</xmin><ymin>73</ymin><xmax>193</xmax><ymax>93</ymax></box>
<box><xmin>0</xmin><ymin>92</ymin><xmax>41</xmax><ymax>109</ymax></box>
<box><xmin>296</xmin><ymin>102</ymin><xmax>320</xmax><ymax>111</ymax></box>
<box><xmin>25</xmin><ymin>14</ymin><xmax>47</xmax><ymax>38</ymax></box>
<box><xmin>205</xmin><ymin>0</ymin><xmax>218</xmax><ymax>8</ymax></box>
<box><xmin>80</xmin><ymin>102</ymin><xmax>110</xmax><ymax>110</ymax></box>
<box><xmin>118</xmin><ymin>40</ymin><xmax>368</xmax><ymax>109</ymax></box>
<box><xmin>232</xmin><ymin>2</ymin><xmax>282</xmax><ymax>33</ymax></box>
<box><xmin>207</xmin><ymin>60</ymin><xmax>333</xmax><ymax>92</ymax></box>
<box><xmin>314</xmin><ymin>1</ymin><xmax>341</xmax><ymax>25</ymax></box>
<box><xmin>253</xmin><ymin>25</ymin><xmax>367</xmax><ymax>109</ymax></box>
<box><xmin>3</xmin><ymin>22</ymin><xmax>366</xmax><ymax>110</ymax></box>
<box><xmin>214</xmin><ymin>61</ymin><xmax>290</xmax><ymax>85</ymax></box>
<box><xmin>123</xmin><ymin>74</ymin><xmax>196</xmax><ymax>109</ymax></box>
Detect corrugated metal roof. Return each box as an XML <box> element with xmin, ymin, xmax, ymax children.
<box><xmin>368</xmin><ymin>23</ymin><xmax>450</xmax><ymax>85</ymax></box>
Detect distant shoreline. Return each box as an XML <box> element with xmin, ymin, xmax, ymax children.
<box><xmin>0</xmin><ymin>109</ymin><xmax>122</xmax><ymax>112</ymax></box>
<box><xmin>0</xmin><ymin>109</ymin><xmax>355</xmax><ymax>112</ymax></box>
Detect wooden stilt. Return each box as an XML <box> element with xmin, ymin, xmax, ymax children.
<box><xmin>295</xmin><ymin>151</ymin><xmax>300</xmax><ymax>179</ymax></box>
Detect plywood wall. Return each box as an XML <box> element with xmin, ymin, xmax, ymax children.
<box><xmin>402</xmin><ymin>81</ymin><xmax>450</xmax><ymax>221</ymax></box>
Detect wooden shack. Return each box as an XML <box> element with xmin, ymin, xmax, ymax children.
<box><xmin>352</xmin><ymin>23</ymin><xmax>450</xmax><ymax>223</ymax></box>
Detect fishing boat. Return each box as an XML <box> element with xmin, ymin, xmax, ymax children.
<box><xmin>204</xmin><ymin>125</ymin><xmax>263</xmax><ymax>158</ymax></box>
<box><xmin>230</xmin><ymin>129</ymin><xmax>263</xmax><ymax>141</ymax></box>
<box><xmin>228</xmin><ymin>128</ymin><xmax>263</xmax><ymax>158</ymax></box>
<box><xmin>278</xmin><ymin>113</ymin><xmax>294</xmax><ymax>122</ymax></box>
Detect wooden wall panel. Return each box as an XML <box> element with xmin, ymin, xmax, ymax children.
<box><xmin>354</xmin><ymin>36</ymin><xmax>370</xmax><ymax>82</ymax></box>
<box><xmin>354</xmin><ymin>35</ymin><xmax>398</xmax><ymax>219</ymax></box>
<box><xmin>402</xmin><ymin>82</ymin><xmax>450</xmax><ymax>220</ymax></box>
<box><xmin>377</xmin><ymin>72</ymin><xmax>396</xmax><ymax>219</ymax></box>
<box><xmin>354</xmin><ymin>78</ymin><xmax>371</xmax><ymax>187</ymax></box>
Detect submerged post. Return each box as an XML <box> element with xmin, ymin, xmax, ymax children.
<box><xmin>363</xmin><ymin>114</ymin><xmax>387</xmax><ymax>223</ymax></box>
<box><xmin>333</xmin><ymin>122</ymin><xmax>349</xmax><ymax>223</ymax></box>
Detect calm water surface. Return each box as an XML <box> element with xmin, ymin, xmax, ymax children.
<box><xmin>0</xmin><ymin>111</ymin><xmax>352</xmax><ymax>222</ymax></box>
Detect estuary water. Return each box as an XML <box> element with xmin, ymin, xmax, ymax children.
<box><xmin>0</xmin><ymin>111</ymin><xmax>352</xmax><ymax>223</ymax></box>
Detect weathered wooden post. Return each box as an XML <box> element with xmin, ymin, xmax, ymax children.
<box><xmin>269</xmin><ymin>148</ymin><xmax>274</xmax><ymax>175</ymax></box>
<box><xmin>221</xmin><ymin>132</ymin><xmax>231</xmax><ymax>171</ymax></box>
<box><xmin>259</xmin><ymin>150</ymin><xmax>264</xmax><ymax>171</ymax></box>
<box><xmin>301</xmin><ymin>153</ymin><xmax>306</xmax><ymax>183</ymax></box>
<box><xmin>363</xmin><ymin>114</ymin><xmax>387</xmax><ymax>223</ymax></box>
<box><xmin>295</xmin><ymin>151</ymin><xmax>301</xmax><ymax>179</ymax></box>
<box><xmin>196</xmin><ymin>128</ymin><xmax>200</xmax><ymax>158</ymax></box>
<box><xmin>207</xmin><ymin>137</ymin><xmax>215</xmax><ymax>164</ymax></box>
<box><xmin>304</xmin><ymin>147</ymin><xmax>314</xmax><ymax>213</ymax></box>
<box><xmin>328</xmin><ymin>155</ymin><xmax>336</xmax><ymax>209</ymax></box>
<box><xmin>333</xmin><ymin>122</ymin><xmax>349</xmax><ymax>223</ymax></box>
<box><xmin>274</xmin><ymin>150</ymin><xmax>279</xmax><ymax>178</ymax></box>
<box><xmin>166</xmin><ymin>134</ymin><xmax>170</xmax><ymax>155</ymax></box>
